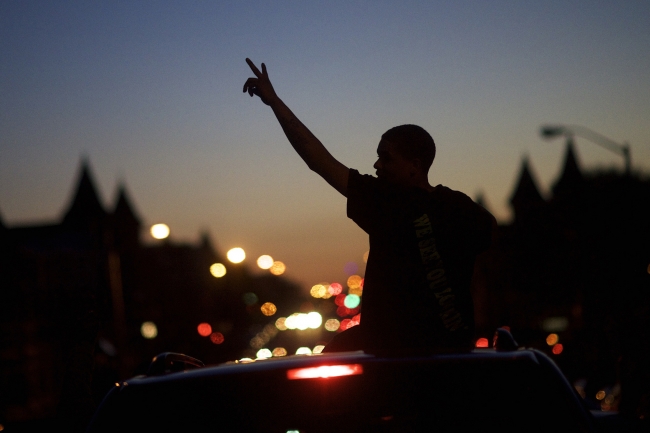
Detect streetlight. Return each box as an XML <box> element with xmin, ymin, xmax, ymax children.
<box><xmin>540</xmin><ymin>124</ymin><xmax>631</xmax><ymax>175</ymax></box>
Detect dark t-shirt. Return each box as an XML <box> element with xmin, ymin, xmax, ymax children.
<box><xmin>325</xmin><ymin>169</ymin><xmax>494</xmax><ymax>355</ymax></box>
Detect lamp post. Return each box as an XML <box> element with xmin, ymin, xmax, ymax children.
<box><xmin>540</xmin><ymin>124</ymin><xmax>631</xmax><ymax>175</ymax></box>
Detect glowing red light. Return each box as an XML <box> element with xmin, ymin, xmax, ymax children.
<box><xmin>287</xmin><ymin>364</ymin><xmax>363</xmax><ymax>380</ymax></box>
<box><xmin>334</xmin><ymin>294</ymin><xmax>346</xmax><ymax>307</ymax></box>
<box><xmin>552</xmin><ymin>343</ymin><xmax>564</xmax><ymax>355</ymax></box>
<box><xmin>475</xmin><ymin>337</ymin><xmax>489</xmax><ymax>348</ymax></box>
<box><xmin>351</xmin><ymin>313</ymin><xmax>361</xmax><ymax>325</ymax></box>
<box><xmin>210</xmin><ymin>332</ymin><xmax>224</xmax><ymax>344</ymax></box>
<box><xmin>329</xmin><ymin>283</ymin><xmax>343</xmax><ymax>295</ymax></box>
<box><xmin>340</xmin><ymin>318</ymin><xmax>352</xmax><ymax>331</ymax></box>
<box><xmin>197</xmin><ymin>323</ymin><xmax>212</xmax><ymax>337</ymax></box>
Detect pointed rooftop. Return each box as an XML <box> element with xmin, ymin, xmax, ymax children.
<box><xmin>551</xmin><ymin>137</ymin><xmax>584</xmax><ymax>197</ymax></box>
<box><xmin>509</xmin><ymin>156</ymin><xmax>545</xmax><ymax>218</ymax></box>
<box><xmin>113</xmin><ymin>183</ymin><xmax>141</xmax><ymax>227</ymax></box>
<box><xmin>62</xmin><ymin>158</ymin><xmax>107</xmax><ymax>226</ymax></box>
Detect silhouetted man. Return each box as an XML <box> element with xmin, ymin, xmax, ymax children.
<box><xmin>243</xmin><ymin>58</ymin><xmax>495</xmax><ymax>355</ymax></box>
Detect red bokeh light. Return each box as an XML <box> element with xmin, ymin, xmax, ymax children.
<box><xmin>197</xmin><ymin>323</ymin><xmax>212</xmax><ymax>337</ymax></box>
<box><xmin>339</xmin><ymin>319</ymin><xmax>352</xmax><ymax>331</ymax></box>
<box><xmin>334</xmin><ymin>294</ymin><xmax>346</xmax><ymax>307</ymax></box>
<box><xmin>329</xmin><ymin>283</ymin><xmax>343</xmax><ymax>295</ymax></box>
<box><xmin>210</xmin><ymin>332</ymin><xmax>224</xmax><ymax>344</ymax></box>
<box><xmin>475</xmin><ymin>337</ymin><xmax>489</xmax><ymax>348</ymax></box>
<box><xmin>552</xmin><ymin>343</ymin><xmax>564</xmax><ymax>355</ymax></box>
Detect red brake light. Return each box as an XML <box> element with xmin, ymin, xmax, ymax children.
<box><xmin>286</xmin><ymin>364</ymin><xmax>363</xmax><ymax>380</ymax></box>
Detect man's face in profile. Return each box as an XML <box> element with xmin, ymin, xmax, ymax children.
<box><xmin>374</xmin><ymin>139</ymin><xmax>417</xmax><ymax>187</ymax></box>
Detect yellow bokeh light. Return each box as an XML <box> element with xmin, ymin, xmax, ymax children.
<box><xmin>347</xmin><ymin>275</ymin><xmax>362</xmax><ymax>289</ymax></box>
<box><xmin>261</xmin><ymin>302</ymin><xmax>277</xmax><ymax>316</ymax></box>
<box><xmin>596</xmin><ymin>390</ymin><xmax>606</xmax><ymax>400</ymax></box>
<box><xmin>257</xmin><ymin>255</ymin><xmax>274</xmax><ymax>269</ymax></box>
<box><xmin>140</xmin><ymin>321</ymin><xmax>158</xmax><ymax>339</ymax></box>
<box><xmin>227</xmin><ymin>247</ymin><xmax>246</xmax><ymax>263</ymax></box>
<box><xmin>272</xmin><ymin>347</ymin><xmax>288</xmax><ymax>357</ymax></box>
<box><xmin>150</xmin><ymin>223</ymin><xmax>170</xmax><ymax>240</ymax></box>
<box><xmin>324</xmin><ymin>318</ymin><xmax>340</xmax><ymax>331</ymax></box>
<box><xmin>210</xmin><ymin>263</ymin><xmax>226</xmax><ymax>278</ymax></box>
<box><xmin>256</xmin><ymin>348</ymin><xmax>272</xmax><ymax>359</ymax></box>
<box><xmin>349</xmin><ymin>286</ymin><xmax>363</xmax><ymax>296</ymax></box>
<box><xmin>546</xmin><ymin>333</ymin><xmax>559</xmax><ymax>346</ymax></box>
<box><xmin>307</xmin><ymin>312</ymin><xmax>323</xmax><ymax>329</ymax></box>
<box><xmin>310</xmin><ymin>284</ymin><xmax>327</xmax><ymax>298</ymax></box>
<box><xmin>270</xmin><ymin>261</ymin><xmax>286</xmax><ymax>275</ymax></box>
<box><xmin>275</xmin><ymin>317</ymin><xmax>287</xmax><ymax>331</ymax></box>
<box><xmin>313</xmin><ymin>345</ymin><xmax>325</xmax><ymax>354</ymax></box>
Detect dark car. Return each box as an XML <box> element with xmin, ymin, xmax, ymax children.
<box><xmin>85</xmin><ymin>330</ymin><xmax>634</xmax><ymax>432</ymax></box>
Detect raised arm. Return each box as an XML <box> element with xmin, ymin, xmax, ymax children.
<box><xmin>243</xmin><ymin>58</ymin><xmax>349</xmax><ymax>196</ymax></box>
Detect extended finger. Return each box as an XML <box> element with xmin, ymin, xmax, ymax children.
<box><xmin>262</xmin><ymin>63</ymin><xmax>267</xmax><ymax>77</ymax></box>
<box><xmin>246</xmin><ymin>58</ymin><xmax>262</xmax><ymax>77</ymax></box>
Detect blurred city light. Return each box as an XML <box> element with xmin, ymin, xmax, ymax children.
<box><xmin>552</xmin><ymin>343</ymin><xmax>564</xmax><ymax>355</ymax></box>
<box><xmin>310</xmin><ymin>284</ymin><xmax>328</xmax><ymax>298</ymax></box>
<box><xmin>227</xmin><ymin>247</ymin><xmax>246</xmax><ymax>263</ymax></box>
<box><xmin>306</xmin><ymin>312</ymin><xmax>323</xmax><ymax>329</ymax></box>
<box><xmin>295</xmin><ymin>347</ymin><xmax>312</xmax><ymax>355</ymax></box>
<box><xmin>261</xmin><ymin>302</ymin><xmax>277</xmax><ymax>316</ymax></box>
<box><xmin>275</xmin><ymin>317</ymin><xmax>287</xmax><ymax>331</ymax></box>
<box><xmin>344</xmin><ymin>261</ymin><xmax>358</xmax><ymax>275</ymax></box>
<box><xmin>210</xmin><ymin>332</ymin><xmax>224</xmax><ymax>344</ymax></box>
<box><xmin>256</xmin><ymin>348</ymin><xmax>272</xmax><ymax>359</ymax></box>
<box><xmin>475</xmin><ymin>337</ymin><xmax>489</xmax><ymax>348</ymax></box>
<box><xmin>140</xmin><ymin>321</ymin><xmax>158</xmax><ymax>339</ymax></box>
<box><xmin>344</xmin><ymin>294</ymin><xmax>360</xmax><ymax>309</ymax></box>
<box><xmin>257</xmin><ymin>255</ymin><xmax>274</xmax><ymax>269</ymax></box>
<box><xmin>270</xmin><ymin>261</ymin><xmax>286</xmax><ymax>275</ymax></box>
<box><xmin>272</xmin><ymin>347</ymin><xmax>287</xmax><ymax>357</ymax></box>
<box><xmin>150</xmin><ymin>223</ymin><xmax>170</xmax><ymax>239</ymax></box>
<box><xmin>328</xmin><ymin>282</ymin><xmax>343</xmax><ymax>296</ymax></box>
<box><xmin>325</xmin><ymin>318</ymin><xmax>340</xmax><ymax>331</ymax></box>
<box><xmin>313</xmin><ymin>345</ymin><xmax>325</xmax><ymax>354</ymax></box>
<box><xmin>541</xmin><ymin>316</ymin><xmax>568</xmax><ymax>332</ymax></box>
<box><xmin>242</xmin><ymin>292</ymin><xmax>258</xmax><ymax>306</ymax></box>
<box><xmin>197</xmin><ymin>323</ymin><xmax>212</xmax><ymax>337</ymax></box>
<box><xmin>596</xmin><ymin>390</ymin><xmax>606</xmax><ymax>401</ymax></box>
<box><xmin>546</xmin><ymin>333</ymin><xmax>559</xmax><ymax>346</ymax></box>
<box><xmin>209</xmin><ymin>263</ymin><xmax>226</xmax><ymax>278</ymax></box>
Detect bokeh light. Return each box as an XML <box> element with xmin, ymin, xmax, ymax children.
<box><xmin>210</xmin><ymin>263</ymin><xmax>226</xmax><ymax>278</ymax></box>
<box><xmin>150</xmin><ymin>223</ymin><xmax>170</xmax><ymax>239</ymax></box>
<box><xmin>344</xmin><ymin>261</ymin><xmax>358</xmax><ymax>275</ymax></box>
<box><xmin>328</xmin><ymin>282</ymin><xmax>343</xmax><ymax>296</ymax></box>
<box><xmin>296</xmin><ymin>347</ymin><xmax>312</xmax><ymax>355</ymax></box>
<box><xmin>256</xmin><ymin>348</ymin><xmax>272</xmax><ymax>359</ymax></box>
<box><xmin>140</xmin><ymin>321</ymin><xmax>158</xmax><ymax>339</ymax></box>
<box><xmin>475</xmin><ymin>337</ymin><xmax>489</xmax><ymax>348</ymax></box>
<box><xmin>275</xmin><ymin>317</ymin><xmax>287</xmax><ymax>331</ymax></box>
<box><xmin>313</xmin><ymin>345</ymin><xmax>325</xmax><ymax>354</ymax></box>
<box><xmin>310</xmin><ymin>284</ymin><xmax>328</xmax><ymax>298</ymax></box>
<box><xmin>197</xmin><ymin>323</ymin><xmax>212</xmax><ymax>337</ymax></box>
<box><xmin>596</xmin><ymin>390</ymin><xmax>606</xmax><ymax>400</ymax></box>
<box><xmin>261</xmin><ymin>302</ymin><xmax>277</xmax><ymax>316</ymax></box>
<box><xmin>270</xmin><ymin>261</ymin><xmax>286</xmax><ymax>275</ymax></box>
<box><xmin>344</xmin><ymin>294</ymin><xmax>361</xmax><ymax>309</ymax></box>
<box><xmin>363</xmin><ymin>251</ymin><xmax>369</xmax><ymax>263</ymax></box>
<box><xmin>325</xmin><ymin>318</ymin><xmax>340</xmax><ymax>331</ymax></box>
<box><xmin>347</xmin><ymin>275</ymin><xmax>362</xmax><ymax>289</ymax></box>
<box><xmin>272</xmin><ymin>347</ymin><xmax>287</xmax><ymax>357</ymax></box>
<box><xmin>257</xmin><ymin>255</ymin><xmax>274</xmax><ymax>269</ymax></box>
<box><xmin>552</xmin><ymin>343</ymin><xmax>564</xmax><ymax>355</ymax></box>
<box><xmin>210</xmin><ymin>332</ymin><xmax>224</xmax><ymax>344</ymax></box>
<box><xmin>242</xmin><ymin>292</ymin><xmax>258</xmax><ymax>306</ymax></box>
<box><xmin>546</xmin><ymin>333</ymin><xmax>559</xmax><ymax>346</ymax></box>
<box><xmin>307</xmin><ymin>312</ymin><xmax>323</xmax><ymax>329</ymax></box>
<box><xmin>227</xmin><ymin>247</ymin><xmax>246</xmax><ymax>263</ymax></box>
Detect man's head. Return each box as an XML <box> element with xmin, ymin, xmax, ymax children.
<box><xmin>373</xmin><ymin>124</ymin><xmax>436</xmax><ymax>189</ymax></box>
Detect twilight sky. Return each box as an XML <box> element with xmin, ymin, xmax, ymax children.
<box><xmin>1</xmin><ymin>1</ymin><xmax>649</xmax><ymax>291</ymax></box>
